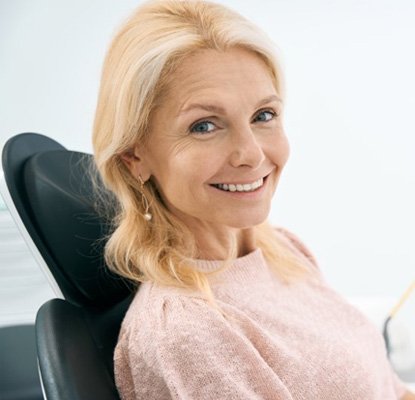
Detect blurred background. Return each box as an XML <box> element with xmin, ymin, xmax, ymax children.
<box><xmin>0</xmin><ymin>0</ymin><xmax>414</xmax><ymax>379</ymax></box>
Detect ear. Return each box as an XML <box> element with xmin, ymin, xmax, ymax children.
<box><xmin>120</xmin><ymin>146</ymin><xmax>151</xmax><ymax>182</ymax></box>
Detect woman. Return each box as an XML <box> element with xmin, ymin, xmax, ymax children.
<box><xmin>92</xmin><ymin>1</ymin><xmax>414</xmax><ymax>399</ymax></box>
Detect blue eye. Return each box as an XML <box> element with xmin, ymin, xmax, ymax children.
<box><xmin>253</xmin><ymin>110</ymin><xmax>276</xmax><ymax>123</ymax></box>
<box><xmin>190</xmin><ymin>120</ymin><xmax>215</xmax><ymax>134</ymax></box>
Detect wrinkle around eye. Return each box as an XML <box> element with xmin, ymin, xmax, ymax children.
<box><xmin>169</xmin><ymin>136</ymin><xmax>196</xmax><ymax>157</ymax></box>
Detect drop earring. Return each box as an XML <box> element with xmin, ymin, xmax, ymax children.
<box><xmin>138</xmin><ymin>175</ymin><xmax>152</xmax><ymax>221</ymax></box>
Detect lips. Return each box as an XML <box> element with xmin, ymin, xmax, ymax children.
<box><xmin>211</xmin><ymin>177</ymin><xmax>264</xmax><ymax>192</ymax></box>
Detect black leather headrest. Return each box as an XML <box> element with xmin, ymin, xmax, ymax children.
<box><xmin>23</xmin><ymin>150</ymin><xmax>133</xmax><ymax>308</ymax></box>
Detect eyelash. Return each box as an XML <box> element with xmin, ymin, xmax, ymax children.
<box><xmin>189</xmin><ymin>120</ymin><xmax>216</xmax><ymax>134</ymax></box>
<box><xmin>253</xmin><ymin>109</ymin><xmax>278</xmax><ymax>123</ymax></box>
<box><xmin>189</xmin><ymin>108</ymin><xmax>278</xmax><ymax>135</ymax></box>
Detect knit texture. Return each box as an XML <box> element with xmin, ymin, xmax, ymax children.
<box><xmin>114</xmin><ymin>228</ymin><xmax>407</xmax><ymax>399</ymax></box>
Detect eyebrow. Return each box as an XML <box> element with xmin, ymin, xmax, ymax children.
<box><xmin>178</xmin><ymin>94</ymin><xmax>282</xmax><ymax>116</ymax></box>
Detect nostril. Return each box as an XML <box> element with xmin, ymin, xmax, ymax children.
<box><xmin>229</xmin><ymin>143</ymin><xmax>265</xmax><ymax>168</ymax></box>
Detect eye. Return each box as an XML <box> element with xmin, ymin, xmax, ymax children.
<box><xmin>253</xmin><ymin>109</ymin><xmax>277</xmax><ymax>123</ymax></box>
<box><xmin>189</xmin><ymin>120</ymin><xmax>216</xmax><ymax>134</ymax></box>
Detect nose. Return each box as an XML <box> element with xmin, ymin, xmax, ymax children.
<box><xmin>229</xmin><ymin>127</ymin><xmax>265</xmax><ymax>169</ymax></box>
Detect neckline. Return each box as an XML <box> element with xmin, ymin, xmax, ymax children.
<box><xmin>193</xmin><ymin>248</ymin><xmax>264</xmax><ymax>273</ymax></box>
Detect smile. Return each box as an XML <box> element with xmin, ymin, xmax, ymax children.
<box><xmin>211</xmin><ymin>177</ymin><xmax>264</xmax><ymax>192</ymax></box>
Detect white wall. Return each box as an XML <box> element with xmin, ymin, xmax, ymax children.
<box><xmin>1</xmin><ymin>0</ymin><xmax>414</xmax><ymax>301</ymax></box>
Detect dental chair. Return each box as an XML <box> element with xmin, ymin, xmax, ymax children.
<box><xmin>1</xmin><ymin>132</ymin><xmax>134</xmax><ymax>400</ymax></box>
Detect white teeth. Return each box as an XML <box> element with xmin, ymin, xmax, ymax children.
<box><xmin>214</xmin><ymin>178</ymin><xmax>264</xmax><ymax>192</ymax></box>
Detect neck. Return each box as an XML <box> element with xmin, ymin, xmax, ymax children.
<box><xmin>192</xmin><ymin>226</ymin><xmax>257</xmax><ymax>260</ymax></box>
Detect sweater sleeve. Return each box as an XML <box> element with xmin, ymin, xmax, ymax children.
<box><xmin>115</xmin><ymin>293</ymin><xmax>293</xmax><ymax>400</ymax></box>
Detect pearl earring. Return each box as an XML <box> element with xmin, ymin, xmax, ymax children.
<box><xmin>138</xmin><ymin>175</ymin><xmax>152</xmax><ymax>221</ymax></box>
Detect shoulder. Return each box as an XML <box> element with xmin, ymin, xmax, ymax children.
<box><xmin>114</xmin><ymin>282</ymin><xmax>240</xmax><ymax>388</ymax></box>
<box><xmin>114</xmin><ymin>282</ymin><xmax>289</xmax><ymax>399</ymax></box>
<box><xmin>274</xmin><ymin>226</ymin><xmax>319</xmax><ymax>268</ymax></box>
<box><xmin>117</xmin><ymin>282</ymin><xmax>228</xmax><ymax>353</ymax></box>
<box><xmin>115</xmin><ymin>284</ymin><xmax>220</xmax><ymax>398</ymax></box>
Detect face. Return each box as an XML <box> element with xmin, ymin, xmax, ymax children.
<box><xmin>128</xmin><ymin>47</ymin><xmax>289</xmax><ymax>248</ymax></box>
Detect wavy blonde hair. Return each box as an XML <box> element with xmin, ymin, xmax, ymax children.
<box><xmin>92</xmin><ymin>0</ymin><xmax>309</xmax><ymax>299</ymax></box>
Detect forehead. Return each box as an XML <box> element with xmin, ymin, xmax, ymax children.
<box><xmin>162</xmin><ymin>47</ymin><xmax>278</xmax><ymax>111</ymax></box>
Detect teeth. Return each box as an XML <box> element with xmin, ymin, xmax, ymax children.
<box><xmin>214</xmin><ymin>178</ymin><xmax>264</xmax><ymax>192</ymax></box>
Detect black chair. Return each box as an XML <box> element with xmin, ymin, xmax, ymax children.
<box><xmin>1</xmin><ymin>132</ymin><xmax>135</xmax><ymax>400</ymax></box>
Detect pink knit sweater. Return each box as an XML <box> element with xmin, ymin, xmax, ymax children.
<box><xmin>114</xmin><ymin>229</ymin><xmax>407</xmax><ymax>399</ymax></box>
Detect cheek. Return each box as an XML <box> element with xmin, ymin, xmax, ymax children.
<box><xmin>152</xmin><ymin>149</ymin><xmax>219</xmax><ymax>201</ymax></box>
<box><xmin>268</xmin><ymin>132</ymin><xmax>290</xmax><ymax>167</ymax></box>
<box><xmin>173</xmin><ymin>140</ymin><xmax>228</xmax><ymax>179</ymax></box>
<box><xmin>281</xmin><ymin>134</ymin><xmax>290</xmax><ymax>164</ymax></box>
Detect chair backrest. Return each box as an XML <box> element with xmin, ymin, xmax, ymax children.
<box><xmin>2</xmin><ymin>132</ymin><xmax>132</xmax><ymax>307</ymax></box>
<box><xmin>1</xmin><ymin>132</ymin><xmax>134</xmax><ymax>400</ymax></box>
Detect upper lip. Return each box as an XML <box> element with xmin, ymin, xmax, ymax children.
<box><xmin>209</xmin><ymin>171</ymin><xmax>273</xmax><ymax>186</ymax></box>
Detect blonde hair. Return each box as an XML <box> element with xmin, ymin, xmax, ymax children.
<box><xmin>92</xmin><ymin>0</ymin><xmax>309</xmax><ymax>300</ymax></box>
